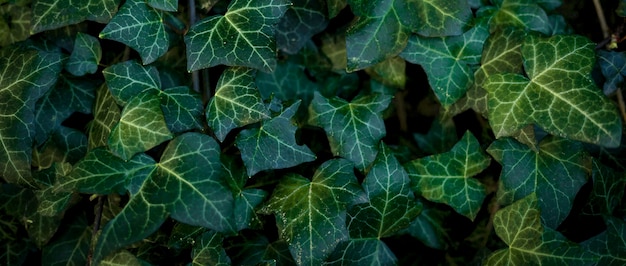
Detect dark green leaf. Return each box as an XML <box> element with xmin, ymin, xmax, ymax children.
<box><xmin>276</xmin><ymin>0</ymin><xmax>328</xmax><ymax>54</ymax></box>
<box><xmin>404</xmin><ymin>202</ymin><xmax>450</xmax><ymax>250</ymax></box>
<box><xmin>160</xmin><ymin>86</ymin><xmax>204</xmax><ymax>133</ymax></box>
<box><xmin>185</xmin><ymin>0</ymin><xmax>288</xmax><ymax>72</ymax></box>
<box><xmin>100</xmin><ymin>250</ymin><xmax>143</xmax><ymax>266</ymax></box>
<box><xmin>66</xmin><ymin>33</ymin><xmax>101</xmax><ymax>76</ymax></box>
<box><xmin>148</xmin><ymin>0</ymin><xmax>177</xmax><ymax>11</ymax></box>
<box><xmin>0</xmin><ymin>4</ymin><xmax>31</xmax><ymax>47</ymax></box>
<box><xmin>583</xmin><ymin>159</ymin><xmax>626</xmax><ymax>215</ymax></box>
<box><xmin>413</xmin><ymin>117</ymin><xmax>458</xmax><ymax>155</ymax></box>
<box><xmin>327</xmin><ymin>0</ymin><xmax>346</xmax><ymax>18</ymax></box>
<box><xmin>256</xmin><ymin>58</ymin><xmax>320</xmax><ymax>106</ymax></box>
<box><xmin>325</xmin><ymin>239</ymin><xmax>396</xmax><ymax>265</ymax></box>
<box><xmin>0</xmin><ymin>240</ymin><xmax>29</xmax><ymax>266</ymax></box>
<box><xmin>33</xmin><ymin>127</ymin><xmax>87</xmax><ymax>169</ymax></box>
<box><xmin>221</xmin><ymin>156</ymin><xmax>267</xmax><ymax>230</ymax></box>
<box><xmin>31</xmin><ymin>0</ymin><xmax>119</xmax><ymax>33</ymax></box>
<box><xmin>191</xmin><ymin>231</ymin><xmax>231</xmax><ymax>266</ymax></box>
<box><xmin>490</xmin><ymin>0</ymin><xmax>551</xmax><ymax>35</ymax></box>
<box><xmin>365</xmin><ymin>56</ymin><xmax>406</xmax><ymax>89</ymax></box>
<box><xmin>87</xmin><ymin>84</ymin><xmax>122</xmax><ymax>150</ymax></box>
<box><xmin>102</xmin><ymin>60</ymin><xmax>161</xmax><ymax>106</ymax></box>
<box><xmin>582</xmin><ymin>217</ymin><xmax>626</xmax><ymax>265</ymax></box>
<box><xmin>598</xmin><ymin>50</ymin><xmax>626</xmax><ymax>95</ymax></box>
<box><xmin>414</xmin><ymin>0</ymin><xmax>472</xmax><ymax>37</ymax></box>
<box><xmin>41</xmin><ymin>214</ymin><xmax>90</xmax><ymax>266</ymax></box>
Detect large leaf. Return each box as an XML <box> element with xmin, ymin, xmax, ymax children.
<box><xmin>487</xmin><ymin>136</ymin><xmax>588</xmax><ymax>228</ymax></box>
<box><xmin>404</xmin><ymin>131</ymin><xmax>490</xmax><ymax>220</ymax></box>
<box><xmin>207</xmin><ymin>67</ymin><xmax>270</xmax><ymax>142</ymax></box>
<box><xmin>0</xmin><ymin>4</ymin><xmax>31</xmax><ymax>47</ymax></box>
<box><xmin>400</xmin><ymin>16</ymin><xmax>489</xmax><ymax>107</ymax></box>
<box><xmin>66</xmin><ymin>33</ymin><xmax>102</xmax><ymax>76</ymax></box>
<box><xmin>484</xmin><ymin>34</ymin><xmax>622</xmax><ymax>148</ymax></box>
<box><xmin>0</xmin><ymin>46</ymin><xmax>63</xmax><ymax>186</ymax></box>
<box><xmin>308</xmin><ymin>92</ymin><xmax>391</xmax><ymax>170</ymax></box>
<box><xmin>276</xmin><ymin>0</ymin><xmax>328</xmax><ymax>54</ymax></box>
<box><xmin>94</xmin><ymin>133</ymin><xmax>235</xmax><ymax>263</ymax></box>
<box><xmin>31</xmin><ymin>0</ymin><xmax>119</xmax><ymax>33</ymax></box>
<box><xmin>236</xmin><ymin>101</ymin><xmax>316</xmax><ymax>176</ymax></box>
<box><xmin>185</xmin><ymin>0</ymin><xmax>288</xmax><ymax>72</ymax></box>
<box><xmin>87</xmin><ymin>84</ymin><xmax>121</xmax><ymax>150</ymax></box>
<box><xmin>484</xmin><ymin>193</ymin><xmax>598</xmax><ymax>265</ymax></box>
<box><xmin>102</xmin><ymin>60</ymin><xmax>161</xmax><ymax>106</ymax></box>
<box><xmin>261</xmin><ymin>159</ymin><xmax>365</xmax><ymax>265</ymax></box>
<box><xmin>582</xmin><ymin>217</ymin><xmax>626</xmax><ymax>265</ymax></box>
<box><xmin>490</xmin><ymin>0</ymin><xmax>551</xmax><ymax>35</ymax></box>
<box><xmin>99</xmin><ymin>0</ymin><xmax>170</xmax><ymax>65</ymax></box>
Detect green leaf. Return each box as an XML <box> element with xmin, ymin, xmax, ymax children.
<box><xmin>598</xmin><ymin>50</ymin><xmax>626</xmax><ymax>95</ymax></box>
<box><xmin>404</xmin><ymin>131</ymin><xmax>490</xmax><ymax>220</ymax></box>
<box><xmin>276</xmin><ymin>0</ymin><xmax>328</xmax><ymax>54</ymax></box>
<box><xmin>102</xmin><ymin>60</ymin><xmax>161</xmax><ymax>106</ymax></box>
<box><xmin>262</xmin><ymin>159</ymin><xmax>365</xmax><ymax>265</ymax></box>
<box><xmin>308</xmin><ymin>92</ymin><xmax>391</xmax><ymax>170</ymax></box>
<box><xmin>221</xmin><ymin>156</ymin><xmax>267</xmax><ymax>230</ymax></box>
<box><xmin>207</xmin><ymin>67</ymin><xmax>270</xmax><ymax>142</ymax></box>
<box><xmin>31</xmin><ymin>0</ymin><xmax>119</xmax><ymax>33</ymax></box>
<box><xmin>485</xmin><ymin>193</ymin><xmax>598</xmax><ymax>265</ymax></box>
<box><xmin>365</xmin><ymin>56</ymin><xmax>406</xmax><ymax>89</ymax></box>
<box><xmin>100</xmin><ymin>250</ymin><xmax>143</xmax><ymax>266</ymax></box>
<box><xmin>99</xmin><ymin>0</ymin><xmax>170</xmax><ymax>65</ymax></box>
<box><xmin>0</xmin><ymin>4</ymin><xmax>31</xmax><ymax>47</ymax></box>
<box><xmin>148</xmin><ymin>0</ymin><xmax>178</xmax><ymax>11</ymax></box>
<box><xmin>33</xmin><ymin>127</ymin><xmax>88</xmax><ymax>169</ymax></box>
<box><xmin>413</xmin><ymin>117</ymin><xmax>458</xmax><ymax>155</ymax></box>
<box><xmin>255</xmin><ymin>58</ymin><xmax>320</xmax><ymax>106</ymax></box>
<box><xmin>347</xmin><ymin>143</ymin><xmax>421</xmax><ymax>238</ymax></box>
<box><xmin>87</xmin><ymin>84</ymin><xmax>122</xmax><ymax>150</ymax></box>
<box><xmin>582</xmin><ymin>159</ymin><xmax>626</xmax><ymax>215</ymax></box>
<box><xmin>400</xmin><ymin>17</ymin><xmax>489</xmax><ymax>107</ymax></box>
<box><xmin>108</xmin><ymin>90</ymin><xmax>173</xmax><ymax>160</ymax></box>
<box><xmin>191</xmin><ymin>231</ymin><xmax>231</xmax><ymax>266</ymax></box>
<box><xmin>66</xmin><ymin>33</ymin><xmax>101</xmax><ymax>76</ymax></box>
<box><xmin>404</xmin><ymin>201</ymin><xmax>450</xmax><ymax>250</ymax></box>
<box><xmin>0</xmin><ymin>240</ymin><xmax>29</xmax><ymax>266</ymax></box>
<box><xmin>487</xmin><ymin>136</ymin><xmax>588</xmax><ymax>228</ymax></box>
<box><xmin>0</xmin><ymin>46</ymin><xmax>63</xmax><ymax>186</ymax></box>
<box><xmin>94</xmin><ymin>133</ymin><xmax>235</xmax><ymax>263</ymax></box>
<box><xmin>414</xmin><ymin>0</ymin><xmax>472</xmax><ymax>37</ymax></box>
<box><xmin>236</xmin><ymin>101</ymin><xmax>316</xmax><ymax>176</ymax></box>
<box><xmin>484</xmin><ymin>34</ymin><xmax>622</xmax><ymax>148</ymax></box>
<box><xmin>160</xmin><ymin>86</ymin><xmax>204</xmax><ymax>133</ymax></box>
<box><xmin>41</xmin><ymin>214</ymin><xmax>90</xmax><ymax>266</ymax></box>
<box><xmin>582</xmin><ymin>217</ymin><xmax>626</xmax><ymax>265</ymax></box>
<box><xmin>490</xmin><ymin>0</ymin><xmax>551</xmax><ymax>35</ymax></box>
<box><xmin>325</xmin><ymin>239</ymin><xmax>397</xmax><ymax>265</ymax></box>
<box><xmin>185</xmin><ymin>0</ymin><xmax>288</xmax><ymax>72</ymax></box>
<box><xmin>327</xmin><ymin>0</ymin><xmax>346</xmax><ymax>18</ymax></box>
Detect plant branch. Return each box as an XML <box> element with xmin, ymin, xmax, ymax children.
<box><xmin>617</xmin><ymin>87</ymin><xmax>626</xmax><ymax>123</ymax></box>
<box><xmin>593</xmin><ymin>0</ymin><xmax>610</xmax><ymax>38</ymax></box>
<box><xmin>87</xmin><ymin>195</ymin><xmax>105</xmax><ymax>266</ymax></box>
<box><xmin>189</xmin><ymin>0</ymin><xmax>201</xmax><ymax>94</ymax></box>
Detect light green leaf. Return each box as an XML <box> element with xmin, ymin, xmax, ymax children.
<box><xmin>582</xmin><ymin>159</ymin><xmax>626</xmax><ymax>215</ymax></box>
<box><xmin>308</xmin><ymin>92</ymin><xmax>391</xmax><ymax>170</ymax></box>
<box><xmin>365</xmin><ymin>56</ymin><xmax>406</xmax><ymax>89</ymax></box>
<box><xmin>236</xmin><ymin>101</ymin><xmax>316</xmax><ymax>176</ymax></box>
<box><xmin>185</xmin><ymin>0</ymin><xmax>288</xmax><ymax>72</ymax></box>
<box><xmin>400</xmin><ymin>17</ymin><xmax>489</xmax><ymax>107</ymax></box>
<box><xmin>485</xmin><ymin>193</ymin><xmax>598</xmax><ymax>265</ymax></box>
<box><xmin>582</xmin><ymin>217</ymin><xmax>626</xmax><ymax>265</ymax></box>
<box><xmin>0</xmin><ymin>4</ymin><xmax>31</xmax><ymax>47</ymax></box>
<box><xmin>87</xmin><ymin>84</ymin><xmax>121</xmax><ymax>150</ymax></box>
<box><xmin>41</xmin><ymin>214</ymin><xmax>90</xmax><ymax>266</ymax></box>
<box><xmin>0</xmin><ymin>45</ymin><xmax>63</xmax><ymax>186</ymax></box>
<box><xmin>207</xmin><ymin>67</ymin><xmax>270</xmax><ymax>142</ymax></box>
<box><xmin>160</xmin><ymin>86</ymin><xmax>204</xmax><ymax>133</ymax></box>
<box><xmin>414</xmin><ymin>0</ymin><xmax>472</xmax><ymax>37</ymax></box>
<box><xmin>325</xmin><ymin>239</ymin><xmax>396</xmax><ymax>265</ymax></box>
<box><xmin>102</xmin><ymin>60</ymin><xmax>161</xmax><ymax>106</ymax></box>
<box><xmin>347</xmin><ymin>143</ymin><xmax>421</xmax><ymax>238</ymax></box>
<box><xmin>484</xmin><ymin>34</ymin><xmax>622</xmax><ymax>148</ymax></box>
<box><xmin>276</xmin><ymin>0</ymin><xmax>328</xmax><ymax>54</ymax></box>
<box><xmin>99</xmin><ymin>0</ymin><xmax>170</xmax><ymax>65</ymax></box>
<box><xmin>404</xmin><ymin>131</ymin><xmax>490</xmax><ymax>220</ymax></box>
<box><xmin>262</xmin><ymin>159</ymin><xmax>365</xmax><ymax>265</ymax></box>
<box><xmin>191</xmin><ymin>231</ymin><xmax>231</xmax><ymax>266</ymax></box>
<box><xmin>108</xmin><ymin>90</ymin><xmax>173</xmax><ymax>160</ymax></box>
<box><xmin>148</xmin><ymin>0</ymin><xmax>177</xmax><ymax>11</ymax></box>
<box><xmin>490</xmin><ymin>0</ymin><xmax>551</xmax><ymax>35</ymax></box>
<box><xmin>31</xmin><ymin>0</ymin><xmax>119</xmax><ymax>33</ymax></box>
<box><xmin>100</xmin><ymin>250</ymin><xmax>143</xmax><ymax>266</ymax></box>
<box><xmin>66</xmin><ymin>33</ymin><xmax>101</xmax><ymax>76</ymax></box>
<box><xmin>487</xmin><ymin>136</ymin><xmax>588</xmax><ymax>228</ymax></box>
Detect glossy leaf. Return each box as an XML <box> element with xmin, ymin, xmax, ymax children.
<box><xmin>490</xmin><ymin>0</ymin><xmax>551</xmax><ymax>35</ymax></box>
<box><xmin>582</xmin><ymin>159</ymin><xmax>626</xmax><ymax>215</ymax></box>
<box><xmin>582</xmin><ymin>217</ymin><xmax>626</xmax><ymax>265</ymax></box>
<box><xmin>31</xmin><ymin>0</ymin><xmax>119</xmax><ymax>33</ymax></box>
<box><xmin>0</xmin><ymin>4</ymin><xmax>31</xmax><ymax>47</ymax></box>
<box><xmin>597</xmin><ymin>50</ymin><xmax>626</xmax><ymax>95</ymax></box>
<box><xmin>185</xmin><ymin>0</ymin><xmax>288</xmax><ymax>72</ymax></box>
<box><xmin>404</xmin><ymin>132</ymin><xmax>490</xmax><ymax>220</ymax></box>
<box><xmin>484</xmin><ymin>34</ymin><xmax>622</xmax><ymax>148</ymax></box>
<box><xmin>487</xmin><ymin>136</ymin><xmax>588</xmax><ymax>228</ymax></box>
<box><xmin>207</xmin><ymin>67</ymin><xmax>270</xmax><ymax>142</ymax></box>
<box><xmin>325</xmin><ymin>239</ymin><xmax>397</xmax><ymax>265</ymax></box>
<box><xmin>88</xmin><ymin>84</ymin><xmax>121</xmax><ymax>150</ymax></box>
<box><xmin>485</xmin><ymin>193</ymin><xmax>598</xmax><ymax>265</ymax></box>
<box><xmin>102</xmin><ymin>60</ymin><xmax>161</xmax><ymax>106</ymax></box>
<box><xmin>99</xmin><ymin>0</ymin><xmax>170</xmax><ymax>65</ymax></box>
<box><xmin>308</xmin><ymin>92</ymin><xmax>391</xmax><ymax>170</ymax></box>
<box><xmin>66</xmin><ymin>33</ymin><xmax>101</xmax><ymax>76</ymax></box>
<box><xmin>191</xmin><ymin>231</ymin><xmax>231</xmax><ymax>266</ymax></box>
<box><xmin>276</xmin><ymin>0</ymin><xmax>328</xmax><ymax>54</ymax></box>
<box><xmin>160</xmin><ymin>86</ymin><xmax>204</xmax><ymax>133</ymax></box>
<box><xmin>262</xmin><ymin>159</ymin><xmax>365</xmax><ymax>265</ymax></box>
<box><xmin>236</xmin><ymin>101</ymin><xmax>316</xmax><ymax>176</ymax></box>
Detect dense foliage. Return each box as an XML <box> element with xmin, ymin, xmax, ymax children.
<box><xmin>1</xmin><ymin>0</ymin><xmax>626</xmax><ymax>265</ymax></box>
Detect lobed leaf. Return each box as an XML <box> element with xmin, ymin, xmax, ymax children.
<box><xmin>66</xmin><ymin>33</ymin><xmax>102</xmax><ymax>76</ymax></box>
<box><xmin>191</xmin><ymin>231</ymin><xmax>231</xmax><ymax>266</ymax></box>
<box><xmin>102</xmin><ymin>60</ymin><xmax>161</xmax><ymax>106</ymax></box>
<box><xmin>88</xmin><ymin>84</ymin><xmax>122</xmax><ymax>150</ymax></box>
<box><xmin>31</xmin><ymin>0</ymin><xmax>119</xmax><ymax>33</ymax></box>
<box><xmin>276</xmin><ymin>0</ymin><xmax>328</xmax><ymax>54</ymax></box>
<box><xmin>0</xmin><ymin>4</ymin><xmax>31</xmax><ymax>47</ymax></box>
<box><xmin>597</xmin><ymin>50</ymin><xmax>626</xmax><ymax>95</ymax></box>
<box><xmin>582</xmin><ymin>217</ymin><xmax>626</xmax><ymax>265</ymax></box>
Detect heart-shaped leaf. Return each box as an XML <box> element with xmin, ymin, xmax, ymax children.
<box><xmin>490</xmin><ymin>0</ymin><xmax>551</xmax><ymax>35</ymax></box>
<box><xmin>66</xmin><ymin>33</ymin><xmax>102</xmax><ymax>76</ymax></box>
<box><xmin>597</xmin><ymin>50</ymin><xmax>626</xmax><ymax>95</ymax></box>
<box><xmin>582</xmin><ymin>217</ymin><xmax>626</xmax><ymax>265</ymax></box>
<box><xmin>102</xmin><ymin>60</ymin><xmax>161</xmax><ymax>106</ymax></box>
<box><xmin>31</xmin><ymin>0</ymin><xmax>119</xmax><ymax>33</ymax></box>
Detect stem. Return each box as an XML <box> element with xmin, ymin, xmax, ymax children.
<box><xmin>87</xmin><ymin>195</ymin><xmax>105</xmax><ymax>266</ymax></box>
<box><xmin>592</xmin><ymin>0</ymin><xmax>610</xmax><ymax>38</ymax></box>
<box><xmin>617</xmin><ymin>88</ymin><xmax>626</xmax><ymax>123</ymax></box>
<box><xmin>189</xmin><ymin>0</ymin><xmax>201</xmax><ymax>94</ymax></box>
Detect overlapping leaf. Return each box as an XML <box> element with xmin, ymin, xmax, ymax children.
<box><xmin>261</xmin><ymin>159</ymin><xmax>365</xmax><ymax>265</ymax></box>
<box><xmin>191</xmin><ymin>231</ymin><xmax>231</xmax><ymax>266</ymax></box>
<box><xmin>276</xmin><ymin>0</ymin><xmax>328</xmax><ymax>54</ymax></box>
<box><xmin>255</xmin><ymin>58</ymin><xmax>320</xmax><ymax>105</ymax></box>
<box><xmin>99</xmin><ymin>0</ymin><xmax>170</xmax><ymax>65</ymax></box>
<box><xmin>31</xmin><ymin>0</ymin><xmax>119</xmax><ymax>33</ymax></box>
<box><xmin>365</xmin><ymin>56</ymin><xmax>406</xmax><ymax>89</ymax></box>
<box><xmin>102</xmin><ymin>60</ymin><xmax>161</xmax><ymax>106</ymax></box>
<box><xmin>32</xmin><ymin>127</ymin><xmax>88</xmax><ymax>169</ymax></box>
<box><xmin>413</xmin><ymin>117</ymin><xmax>458</xmax><ymax>155</ymax></box>
<box><xmin>325</xmin><ymin>239</ymin><xmax>396</xmax><ymax>265</ymax></box>
<box><xmin>148</xmin><ymin>0</ymin><xmax>178</xmax><ymax>11</ymax></box>
<box><xmin>0</xmin><ymin>46</ymin><xmax>63</xmax><ymax>186</ymax></box>
<box><xmin>41</xmin><ymin>215</ymin><xmax>90</xmax><ymax>265</ymax></box>
<box><xmin>308</xmin><ymin>92</ymin><xmax>391</xmax><ymax>170</ymax></box>
<box><xmin>404</xmin><ymin>132</ymin><xmax>490</xmax><ymax>220</ymax></box>
<box><xmin>403</xmin><ymin>201</ymin><xmax>450</xmax><ymax>250</ymax></box>
<box><xmin>207</xmin><ymin>67</ymin><xmax>270</xmax><ymax>142</ymax></box>
<box><xmin>414</xmin><ymin>0</ymin><xmax>472</xmax><ymax>37</ymax></box>
<box><xmin>88</xmin><ymin>85</ymin><xmax>121</xmax><ymax>150</ymax></box>
<box><xmin>583</xmin><ymin>159</ymin><xmax>626</xmax><ymax>215</ymax></box>
<box><xmin>66</xmin><ymin>33</ymin><xmax>102</xmax><ymax>76</ymax></box>
<box><xmin>490</xmin><ymin>0</ymin><xmax>551</xmax><ymax>35</ymax></box>
<box><xmin>185</xmin><ymin>0</ymin><xmax>288</xmax><ymax>72</ymax></box>
<box><xmin>236</xmin><ymin>101</ymin><xmax>316</xmax><ymax>176</ymax></box>
<box><xmin>160</xmin><ymin>86</ymin><xmax>204</xmax><ymax>133</ymax></box>
<box><xmin>400</xmin><ymin>16</ymin><xmax>489</xmax><ymax>107</ymax></box>
<box><xmin>0</xmin><ymin>4</ymin><xmax>31</xmax><ymax>47</ymax></box>
<box><xmin>485</xmin><ymin>193</ymin><xmax>598</xmax><ymax>265</ymax></box>
<box><xmin>221</xmin><ymin>156</ymin><xmax>267</xmax><ymax>230</ymax></box>
<box><xmin>582</xmin><ymin>217</ymin><xmax>626</xmax><ymax>265</ymax></box>
<box><xmin>597</xmin><ymin>50</ymin><xmax>626</xmax><ymax>95</ymax></box>
<box><xmin>487</xmin><ymin>136</ymin><xmax>588</xmax><ymax>228</ymax></box>
<box><xmin>484</xmin><ymin>34</ymin><xmax>622</xmax><ymax>148</ymax></box>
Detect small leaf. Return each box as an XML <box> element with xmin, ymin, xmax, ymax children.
<box><xmin>99</xmin><ymin>0</ymin><xmax>170</xmax><ymax>64</ymax></box>
<box><xmin>207</xmin><ymin>67</ymin><xmax>270</xmax><ymax>142</ymax></box>
<box><xmin>413</xmin><ymin>117</ymin><xmax>458</xmax><ymax>155</ymax></box>
<box><xmin>582</xmin><ymin>159</ymin><xmax>626</xmax><ymax>215</ymax></box>
<box><xmin>487</xmin><ymin>136</ymin><xmax>588</xmax><ymax>228</ymax></box>
<box><xmin>88</xmin><ymin>84</ymin><xmax>122</xmax><ymax>150</ymax></box>
<box><xmin>102</xmin><ymin>60</ymin><xmax>161</xmax><ymax>106</ymax></box>
<box><xmin>31</xmin><ymin>0</ymin><xmax>119</xmax><ymax>33</ymax></box>
<box><xmin>191</xmin><ymin>231</ymin><xmax>231</xmax><ymax>266</ymax></box>
<box><xmin>582</xmin><ymin>217</ymin><xmax>626</xmax><ymax>265</ymax></box>
<box><xmin>0</xmin><ymin>4</ymin><xmax>31</xmax><ymax>47</ymax></box>
<box><xmin>221</xmin><ymin>156</ymin><xmax>267</xmax><ymax>230</ymax></box>
<box><xmin>490</xmin><ymin>0</ymin><xmax>551</xmax><ymax>35</ymax></box>
<box><xmin>66</xmin><ymin>33</ymin><xmax>101</xmax><ymax>76</ymax></box>
<box><xmin>100</xmin><ymin>250</ymin><xmax>143</xmax><ymax>266</ymax></box>
<box><xmin>325</xmin><ymin>239</ymin><xmax>397</xmax><ymax>265</ymax></box>
<box><xmin>404</xmin><ymin>202</ymin><xmax>450</xmax><ymax>250</ymax></box>
<box><xmin>255</xmin><ymin>58</ymin><xmax>320</xmax><ymax>106</ymax></box>
<box><xmin>185</xmin><ymin>0</ymin><xmax>288</xmax><ymax>72</ymax></box>
<box><xmin>236</xmin><ymin>101</ymin><xmax>316</xmax><ymax>176</ymax></box>
<box><xmin>598</xmin><ymin>50</ymin><xmax>626</xmax><ymax>95</ymax></box>
<box><xmin>308</xmin><ymin>92</ymin><xmax>391</xmax><ymax>170</ymax></box>
<box><xmin>365</xmin><ymin>56</ymin><xmax>406</xmax><ymax>89</ymax></box>
<box><xmin>148</xmin><ymin>0</ymin><xmax>178</xmax><ymax>11</ymax></box>
<box><xmin>404</xmin><ymin>131</ymin><xmax>490</xmax><ymax>220</ymax></box>
<box><xmin>276</xmin><ymin>0</ymin><xmax>328</xmax><ymax>54</ymax></box>
<box><xmin>41</xmin><ymin>214</ymin><xmax>91</xmax><ymax>266</ymax></box>
<box><xmin>160</xmin><ymin>86</ymin><xmax>204</xmax><ymax>133</ymax></box>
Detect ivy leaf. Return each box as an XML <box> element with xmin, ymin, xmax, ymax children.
<box><xmin>66</xmin><ymin>33</ymin><xmax>101</xmax><ymax>76</ymax></box>
<box><xmin>100</xmin><ymin>250</ymin><xmax>143</xmax><ymax>266</ymax></box>
<box><xmin>185</xmin><ymin>0</ymin><xmax>288</xmax><ymax>72</ymax></box>
<box><xmin>147</xmin><ymin>0</ymin><xmax>178</xmax><ymax>11</ymax></box>
<box><xmin>221</xmin><ymin>156</ymin><xmax>267</xmax><ymax>230</ymax></box>
<box><xmin>413</xmin><ymin>117</ymin><xmax>458</xmax><ymax>155</ymax></box>
<box><xmin>325</xmin><ymin>239</ymin><xmax>397</xmax><ymax>265</ymax></box>
<box><xmin>99</xmin><ymin>0</ymin><xmax>170</xmax><ymax>65</ymax></box>
<box><xmin>94</xmin><ymin>133</ymin><xmax>235</xmax><ymax>263</ymax></box>
<box><xmin>404</xmin><ymin>132</ymin><xmax>490</xmax><ymax>221</ymax></box>
<box><xmin>413</xmin><ymin>0</ymin><xmax>472</xmax><ymax>37</ymax></box>
<box><xmin>484</xmin><ymin>34</ymin><xmax>622</xmax><ymax>148</ymax></box>
<box><xmin>0</xmin><ymin>46</ymin><xmax>63</xmax><ymax>186</ymax></box>
<box><xmin>308</xmin><ymin>92</ymin><xmax>391</xmax><ymax>170</ymax></box>
<box><xmin>236</xmin><ymin>101</ymin><xmax>316</xmax><ymax>176</ymax></box>
<box><xmin>400</xmin><ymin>17</ymin><xmax>489</xmax><ymax>107</ymax></box>
<box><xmin>32</xmin><ymin>127</ymin><xmax>88</xmax><ymax>169</ymax></box>
<box><xmin>41</xmin><ymin>214</ymin><xmax>90</xmax><ymax>265</ymax></box>
<box><xmin>191</xmin><ymin>231</ymin><xmax>231</xmax><ymax>266</ymax></box>
<box><xmin>207</xmin><ymin>67</ymin><xmax>270</xmax><ymax>142</ymax></box>
<box><xmin>160</xmin><ymin>86</ymin><xmax>204</xmax><ymax>133</ymax></box>
<box><xmin>347</xmin><ymin>143</ymin><xmax>421</xmax><ymax>238</ymax></box>
<box><xmin>582</xmin><ymin>217</ymin><xmax>626</xmax><ymax>265</ymax></box>
<box><xmin>365</xmin><ymin>56</ymin><xmax>406</xmax><ymax>89</ymax></box>
<box><xmin>327</xmin><ymin>0</ymin><xmax>346</xmax><ymax>18</ymax></box>
<box><xmin>31</xmin><ymin>0</ymin><xmax>119</xmax><ymax>33</ymax></box>
<box><xmin>487</xmin><ymin>136</ymin><xmax>588</xmax><ymax>228</ymax></box>
<box><xmin>582</xmin><ymin>159</ymin><xmax>626</xmax><ymax>215</ymax></box>
<box><xmin>276</xmin><ymin>0</ymin><xmax>328</xmax><ymax>54</ymax></box>
<box><xmin>88</xmin><ymin>85</ymin><xmax>121</xmax><ymax>150</ymax></box>
<box><xmin>597</xmin><ymin>50</ymin><xmax>626</xmax><ymax>95</ymax></box>
<box><xmin>490</xmin><ymin>0</ymin><xmax>551</xmax><ymax>35</ymax></box>
<box><xmin>262</xmin><ymin>159</ymin><xmax>366</xmax><ymax>265</ymax></box>
<box><xmin>108</xmin><ymin>90</ymin><xmax>173</xmax><ymax>160</ymax></box>
<box><xmin>102</xmin><ymin>60</ymin><xmax>161</xmax><ymax>106</ymax></box>
<box><xmin>485</xmin><ymin>193</ymin><xmax>598</xmax><ymax>265</ymax></box>
<box><xmin>0</xmin><ymin>4</ymin><xmax>31</xmax><ymax>47</ymax></box>
<box><xmin>403</xmin><ymin>201</ymin><xmax>450</xmax><ymax>250</ymax></box>
<box><xmin>255</xmin><ymin>58</ymin><xmax>319</xmax><ymax>106</ymax></box>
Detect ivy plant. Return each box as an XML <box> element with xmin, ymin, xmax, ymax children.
<box><xmin>2</xmin><ymin>0</ymin><xmax>626</xmax><ymax>265</ymax></box>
